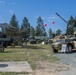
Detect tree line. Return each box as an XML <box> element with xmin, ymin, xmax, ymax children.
<box><xmin>2</xmin><ymin>14</ymin><xmax>76</xmax><ymax>39</ymax></box>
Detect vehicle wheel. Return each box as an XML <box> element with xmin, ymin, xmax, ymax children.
<box><xmin>67</xmin><ymin>45</ymin><xmax>72</xmax><ymax>53</ymax></box>
<box><xmin>53</xmin><ymin>49</ymin><xmax>58</xmax><ymax>53</ymax></box>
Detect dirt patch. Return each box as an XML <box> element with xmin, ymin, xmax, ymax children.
<box><xmin>37</xmin><ymin>61</ymin><xmax>69</xmax><ymax>72</ymax></box>
<box><xmin>29</xmin><ymin>61</ymin><xmax>70</xmax><ymax>75</ymax></box>
<box><xmin>30</xmin><ymin>70</ymin><xmax>57</xmax><ymax>75</ymax></box>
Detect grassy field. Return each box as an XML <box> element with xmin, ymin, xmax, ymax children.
<box><xmin>0</xmin><ymin>43</ymin><xmax>59</xmax><ymax>75</ymax></box>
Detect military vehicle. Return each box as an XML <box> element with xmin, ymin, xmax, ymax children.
<box><xmin>51</xmin><ymin>13</ymin><xmax>76</xmax><ymax>53</ymax></box>
<box><xmin>51</xmin><ymin>38</ymin><xmax>76</xmax><ymax>53</ymax></box>
<box><xmin>0</xmin><ymin>23</ymin><xmax>16</xmax><ymax>52</ymax></box>
<box><xmin>0</xmin><ymin>38</ymin><xmax>13</xmax><ymax>52</ymax></box>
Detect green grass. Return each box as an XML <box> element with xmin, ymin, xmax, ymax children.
<box><xmin>0</xmin><ymin>44</ymin><xmax>59</xmax><ymax>71</ymax></box>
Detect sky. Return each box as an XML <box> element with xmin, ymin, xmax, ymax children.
<box><xmin>0</xmin><ymin>0</ymin><xmax>76</xmax><ymax>34</ymax></box>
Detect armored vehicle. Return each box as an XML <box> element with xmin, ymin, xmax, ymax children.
<box><xmin>51</xmin><ymin>38</ymin><xmax>76</xmax><ymax>53</ymax></box>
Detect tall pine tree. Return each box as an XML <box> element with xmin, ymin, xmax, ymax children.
<box><xmin>21</xmin><ymin>17</ymin><xmax>30</xmax><ymax>38</ymax></box>
<box><xmin>66</xmin><ymin>16</ymin><xmax>74</xmax><ymax>35</ymax></box>
<box><xmin>48</xmin><ymin>28</ymin><xmax>53</xmax><ymax>39</ymax></box>
<box><xmin>35</xmin><ymin>16</ymin><xmax>47</xmax><ymax>36</ymax></box>
<box><xmin>6</xmin><ymin>14</ymin><xmax>19</xmax><ymax>37</ymax></box>
<box><xmin>56</xmin><ymin>29</ymin><xmax>62</xmax><ymax>36</ymax></box>
<box><xmin>30</xmin><ymin>26</ymin><xmax>35</xmax><ymax>39</ymax></box>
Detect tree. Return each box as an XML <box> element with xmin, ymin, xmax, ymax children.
<box><xmin>52</xmin><ymin>32</ymin><xmax>56</xmax><ymax>38</ymax></box>
<box><xmin>56</xmin><ymin>29</ymin><xmax>62</xmax><ymax>36</ymax></box>
<box><xmin>21</xmin><ymin>17</ymin><xmax>30</xmax><ymax>38</ymax></box>
<box><xmin>6</xmin><ymin>14</ymin><xmax>19</xmax><ymax>37</ymax></box>
<box><xmin>66</xmin><ymin>16</ymin><xmax>74</xmax><ymax>35</ymax></box>
<box><xmin>10</xmin><ymin>14</ymin><xmax>19</xmax><ymax>28</ymax></box>
<box><xmin>30</xmin><ymin>26</ymin><xmax>35</xmax><ymax>38</ymax></box>
<box><xmin>35</xmin><ymin>16</ymin><xmax>47</xmax><ymax>36</ymax></box>
<box><xmin>48</xmin><ymin>28</ymin><xmax>53</xmax><ymax>39</ymax></box>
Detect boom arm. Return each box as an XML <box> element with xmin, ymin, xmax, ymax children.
<box><xmin>56</xmin><ymin>12</ymin><xmax>75</xmax><ymax>28</ymax></box>
<box><xmin>56</xmin><ymin>12</ymin><xmax>68</xmax><ymax>24</ymax></box>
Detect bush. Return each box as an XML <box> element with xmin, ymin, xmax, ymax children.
<box><xmin>36</xmin><ymin>39</ymin><xmax>42</xmax><ymax>43</ymax></box>
<box><xmin>30</xmin><ymin>39</ymin><xmax>36</xmax><ymax>44</ymax></box>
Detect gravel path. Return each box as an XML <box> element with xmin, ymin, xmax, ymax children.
<box><xmin>54</xmin><ymin>52</ymin><xmax>76</xmax><ymax>67</ymax></box>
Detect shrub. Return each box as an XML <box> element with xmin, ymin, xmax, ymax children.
<box><xmin>30</xmin><ymin>39</ymin><xmax>36</xmax><ymax>44</ymax></box>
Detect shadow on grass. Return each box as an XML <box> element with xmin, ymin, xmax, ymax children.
<box><xmin>3</xmin><ymin>45</ymin><xmax>44</xmax><ymax>53</ymax></box>
<box><xmin>0</xmin><ymin>64</ymin><xmax>8</xmax><ymax>68</ymax></box>
<box><xmin>7</xmin><ymin>45</ymin><xmax>44</xmax><ymax>50</ymax></box>
<box><xmin>55</xmin><ymin>50</ymin><xmax>76</xmax><ymax>54</ymax></box>
<box><xmin>25</xmin><ymin>45</ymin><xmax>44</xmax><ymax>49</ymax></box>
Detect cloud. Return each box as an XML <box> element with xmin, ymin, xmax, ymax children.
<box><xmin>35</xmin><ymin>14</ymin><xmax>58</xmax><ymax>24</ymax></box>
<box><xmin>51</xmin><ymin>15</ymin><xmax>58</xmax><ymax>19</ymax></box>
<box><xmin>9</xmin><ymin>10</ymin><xmax>14</xmax><ymax>14</ymax></box>
<box><xmin>42</xmin><ymin>15</ymin><xmax>58</xmax><ymax>23</ymax></box>
<box><xmin>0</xmin><ymin>0</ymin><xmax>4</xmax><ymax>5</ymax></box>
<box><xmin>9</xmin><ymin>2</ymin><xmax>16</xmax><ymax>5</ymax></box>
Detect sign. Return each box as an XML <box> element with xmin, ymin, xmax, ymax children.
<box><xmin>61</xmin><ymin>44</ymin><xmax>67</xmax><ymax>52</ymax></box>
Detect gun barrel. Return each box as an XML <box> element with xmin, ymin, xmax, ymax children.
<box><xmin>56</xmin><ymin>12</ymin><xmax>68</xmax><ymax>24</ymax></box>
